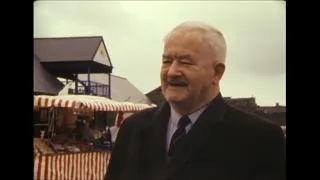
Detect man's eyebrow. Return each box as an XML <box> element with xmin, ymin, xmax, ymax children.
<box><xmin>162</xmin><ymin>54</ymin><xmax>170</xmax><ymax>59</ymax></box>
<box><xmin>162</xmin><ymin>54</ymin><xmax>192</xmax><ymax>59</ymax></box>
<box><xmin>178</xmin><ymin>55</ymin><xmax>192</xmax><ymax>60</ymax></box>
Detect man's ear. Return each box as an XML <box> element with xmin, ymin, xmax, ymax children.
<box><xmin>213</xmin><ymin>62</ymin><xmax>225</xmax><ymax>81</ymax></box>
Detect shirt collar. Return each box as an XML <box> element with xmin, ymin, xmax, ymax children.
<box><xmin>170</xmin><ymin>104</ymin><xmax>208</xmax><ymax>126</ymax></box>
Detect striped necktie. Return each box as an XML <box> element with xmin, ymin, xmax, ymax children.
<box><xmin>168</xmin><ymin>115</ymin><xmax>191</xmax><ymax>156</ymax></box>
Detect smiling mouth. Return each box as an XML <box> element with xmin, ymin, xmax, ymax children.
<box><xmin>168</xmin><ymin>82</ymin><xmax>188</xmax><ymax>87</ymax></box>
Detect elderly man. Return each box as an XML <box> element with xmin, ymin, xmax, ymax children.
<box><xmin>105</xmin><ymin>21</ymin><xmax>286</xmax><ymax>180</ymax></box>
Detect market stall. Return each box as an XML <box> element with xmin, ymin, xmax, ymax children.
<box><xmin>33</xmin><ymin>94</ymin><xmax>156</xmax><ymax>180</ymax></box>
<box><xmin>34</xmin><ymin>94</ymin><xmax>154</xmax><ymax>112</ymax></box>
<box><xmin>34</xmin><ymin>151</ymin><xmax>110</xmax><ymax>180</ymax></box>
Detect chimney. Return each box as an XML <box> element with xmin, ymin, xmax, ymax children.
<box><xmin>276</xmin><ymin>102</ymin><xmax>279</xmax><ymax>107</ymax></box>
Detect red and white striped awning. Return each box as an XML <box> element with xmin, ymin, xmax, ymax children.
<box><xmin>34</xmin><ymin>95</ymin><xmax>156</xmax><ymax>112</ymax></box>
<box><xmin>34</xmin><ymin>151</ymin><xmax>110</xmax><ymax>180</ymax></box>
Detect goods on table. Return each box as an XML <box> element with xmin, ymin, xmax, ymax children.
<box><xmin>34</xmin><ymin>138</ymin><xmax>55</xmax><ymax>155</ymax></box>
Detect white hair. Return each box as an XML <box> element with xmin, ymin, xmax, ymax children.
<box><xmin>164</xmin><ymin>21</ymin><xmax>227</xmax><ymax>63</ymax></box>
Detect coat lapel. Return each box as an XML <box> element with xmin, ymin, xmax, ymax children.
<box><xmin>167</xmin><ymin>93</ymin><xmax>227</xmax><ymax>176</ymax></box>
<box><xmin>150</xmin><ymin>101</ymin><xmax>171</xmax><ymax>159</ymax></box>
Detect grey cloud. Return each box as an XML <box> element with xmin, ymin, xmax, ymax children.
<box><xmin>34</xmin><ymin>1</ymin><xmax>134</xmax><ymax>37</ymax></box>
<box><xmin>118</xmin><ymin>1</ymin><xmax>286</xmax><ymax>76</ymax></box>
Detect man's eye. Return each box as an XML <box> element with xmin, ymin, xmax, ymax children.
<box><xmin>181</xmin><ymin>61</ymin><xmax>192</xmax><ymax>65</ymax></box>
<box><xmin>162</xmin><ymin>60</ymin><xmax>171</xmax><ymax>64</ymax></box>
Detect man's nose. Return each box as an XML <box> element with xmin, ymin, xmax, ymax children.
<box><xmin>167</xmin><ymin>61</ymin><xmax>182</xmax><ymax>77</ymax></box>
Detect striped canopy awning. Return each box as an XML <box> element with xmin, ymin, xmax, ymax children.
<box><xmin>34</xmin><ymin>151</ymin><xmax>111</xmax><ymax>180</ymax></box>
<box><xmin>34</xmin><ymin>95</ymin><xmax>156</xmax><ymax>112</ymax></box>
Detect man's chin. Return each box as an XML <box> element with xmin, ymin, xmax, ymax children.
<box><xmin>165</xmin><ymin>95</ymin><xmax>187</xmax><ymax>104</ymax></box>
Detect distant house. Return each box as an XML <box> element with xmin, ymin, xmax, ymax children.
<box><xmin>146</xmin><ymin>86</ymin><xmax>286</xmax><ymax>126</ymax></box>
<box><xmin>255</xmin><ymin>103</ymin><xmax>286</xmax><ymax>114</ymax></box>
<box><xmin>146</xmin><ymin>86</ymin><xmax>258</xmax><ymax>108</ymax></box>
<box><xmin>223</xmin><ymin>97</ymin><xmax>257</xmax><ymax>112</ymax></box>
<box><xmin>254</xmin><ymin>103</ymin><xmax>286</xmax><ymax>126</ymax></box>
<box><xmin>34</xmin><ymin>36</ymin><xmax>113</xmax><ymax>96</ymax></box>
<box><xmin>34</xmin><ymin>36</ymin><xmax>153</xmax><ymax>104</ymax></box>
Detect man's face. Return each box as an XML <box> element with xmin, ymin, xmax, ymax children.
<box><xmin>160</xmin><ymin>32</ymin><xmax>216</xmax><ymax>104</ymax></box>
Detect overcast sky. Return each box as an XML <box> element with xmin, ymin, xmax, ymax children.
<box><xmin>34</xmin><ymin>0</ymin><xmax>286</xmax><ymax>106</ymax></box>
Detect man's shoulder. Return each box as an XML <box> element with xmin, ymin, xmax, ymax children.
<box><xmin>121</xmin><ymin>107</ymin><xmax>158</xmax><ymax>127</ymax></box>
<box><xmin>224</xmin><ymin>105</ymin><xmax>282</xmax><ymax>133</ymax></box>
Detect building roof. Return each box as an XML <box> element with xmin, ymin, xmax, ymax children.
<box><xmin>34</xmin><ymin>36</ymin><xmax>102</xmax><ymax>62</ymax></box>
<box><xmin>33</xmin><ymin>55</ymin><xmax>64</xmax><ymax>95</ymax></box>
<box><xmin>146</xmin><ymin>86</ymin><xmax>286</xmax><ymax>113</ymax></box>
<box><xmin>255</xmin><ymin>105</ymin><xmax>286</xmax><ymax>113</ymax></box>
<box><xmin>77</xmin><ymin>74</ymin><xmax>152</xmax><ymax>104</ymax></box>
<box><xmin>110</xmin><ymin>75</ymin><xmax>153</xmax><ymax>104</ymax></box>
<box><xmin>34</xmin><ymin>36</ymin><xmax>113</xmax><ymax>75</ymax></box>
<box><xmin>146</xmin><ymin>86</ymin><xmax>164</xmax><ymax>106</ymax></box>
